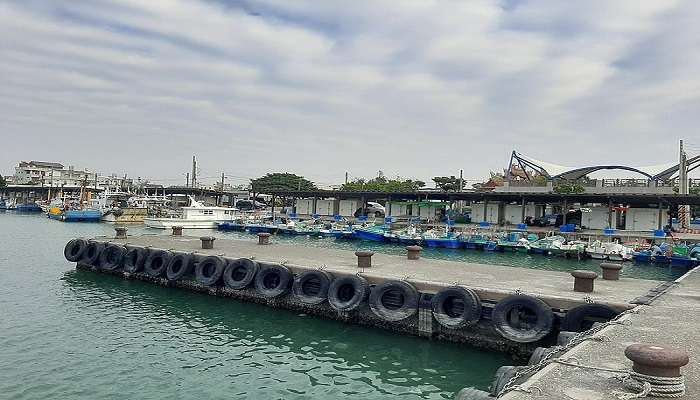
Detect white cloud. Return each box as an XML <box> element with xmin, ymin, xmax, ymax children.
<box><xmin>0</xmin><ymin>0</ymin><xmax>698</xmax><ymax>186</ymax></box>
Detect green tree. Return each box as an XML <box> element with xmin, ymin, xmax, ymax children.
<box><xmin>553</xmin><ymin>182</ymin><xmax>585</xmax><ymax>194</ymax></box>
<box><xmin>250</xmin><ymin>173</ymin><xmax>317</xmax><ymax>193</ymax></box>
<box><xmin>432</xmin><ymin>176</ymin><xmax>464</xmax><ymax>192</ymax></box>
<box><xmin>0</xmin><ymin>175</ymin><xmax>5</xmax><ymax>187</ymax></box>
<box><xmin>341</xmin><ymin>176</ymin><xmax>425</xmax><ymax>192</ymax></box>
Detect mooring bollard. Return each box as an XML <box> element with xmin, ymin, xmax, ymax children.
<box><xmin>172</xmin><ymin>226</ymin><xmax>183</xmax><ymax>236</ymax></box>
<box><xmin>257</xmin><ymin>232</ymin><xmax>271</xmax><ymax>245</ymax></box>
<box><xmin>625</xmin><ymin>343</ymin><xmax>689</xmax><ymax>377</ymax></box>
<box><xmin>200</xmin><ymin>236</ymin><xmax>215</xmax><ymax>249</ymax></box>
<box><xmin>406</xmin><ymin>245</ymin><xmax>422</xmax><ymax>260</ymax></box>
<box><xmin>600</xmin><ymin>262</ymin><xmax>623</xmax><ymax>280</ymax></box>
<box><xmin>114</xmin><ymin>226</ymin><xmax>127</xmax><ymax>239</ymax></box>
<box><xmin>355</xmin><ymin>251</ymin><xmax>374</xmax><ymax>268</ymax></box>
<box><xmin>571</xmin><ymin>270</ymin><xmax>597</xmax><ymax>293</ymax></box>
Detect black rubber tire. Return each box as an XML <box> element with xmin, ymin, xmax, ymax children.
<box><xmin>123</xmin><ymin>246</ymin><xmax>148</xmax><ymax>273</ymax></box>
<box><xmin>195</xmin><ymin>256</ymin><xmax>226</xmax><ymax>286</ymax></box>
<box><xmin>454</xmin><ymin>387</ymin><xmax>493</xmax><ymax>400</ymax></box>
<box><xmin>292</xmin><ymin>270</ymin><xmax>333</xmax><ymax>305</ymax></box>
<box><xmin>222</xmin><ymin>258</ymin><xmax>259</xmax><ymax>289</ymax></box>
<box><xmin>431</xmin><ymin>286</ymin><xmax>482</xmax><ymax>329</ymax></box>
<box><xmin>254</xmin><ymin>263</ymin><xmax>292</xmax><ymax>298</ymax></box>
<box><xmin>166</xmin><ymin>252</ymin><xmax>194</xmax><ymax>281</ymax></box>
<box><xmin>98</xmin><ymin>244</ymin><xmax>126</xmax><ymax>271</ymax></box>
<box><xmin>369</xmin><ymin>280</ymin><xmax>419</xmax><ymax>322</ymax></box>
<box><xmin>81</xmin><ymin>241</ymin><xmax>104</xmax><ymax>267</ymax></box>
<box><xmin>64</xmin><ymin>238</ymin><xmax>88</xmax><ymax>262</ymax></box>
<box><xmin>561</xmin><ymin>304</ymin><xmax>618</xmax><ymax>332</ymax></box>
<box><xmin>490</xmin><ymin>366</ymin><xmax>521</xmax><ymax>397</ymax></box>
<box><xmin>143</xmin><ymin>250</ymin><xmax>172</xmax><ymax>277</ymax></box>
<box><xmin>491</xmin><ymin>295</ymin><xmax>554</xmax><ymax>343</ymax></box>
<box><xmin>527</xmin><ymin>346</ymin><xmax>557</xmax><ymax>366</ymax></box>
<box><xmin>327</xmin><ymin>275</ymin><xmax>370</xmax><ymax>311</ymax></box>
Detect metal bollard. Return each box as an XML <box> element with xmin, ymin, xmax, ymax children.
<box><xmin>200</xmin><ymin>236</ymin><xmax>215</xmax><ymax>249</ymax></box>
<box><xmin>571</xmin><ymin>270</ymin><xmax>597</xmax><ymax>293</ymax></box>
<box><xmin>355</xmin><ymin>251</ymin><xmax>374</xmax><ymax>268</ymax></box>
<box><xmin>600</xmin><ymin>262</ymin><xmax>623</xmax><ymax>280</ymax></box>
<box><xmin>406</xmin><ymin>245</ymin><xmax>422</xmax><ymax>260</ymax></box>
<box><xmin>114</xmin><ymin>226</ymin><xmax>128</xmax><ymax>239</ymax></box>
<box><xmin>625</xmin><ymin>343</ymin><xmax>689</xmax><ymax>377</ymax></box>
<box><xmin>257</xmin><ymin>232</ymin><xmax>271</xmax><ymax>245</ymax></box>
<box><xmin>172</xmin><ymin>226</ymin><xmax>183</xmax><ymax>236</ymax></box>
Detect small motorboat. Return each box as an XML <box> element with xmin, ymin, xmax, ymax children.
<box><xmin>354</xmin><ymin>225</ymin><xmax>388</xmax><ymax>242</ymax></box>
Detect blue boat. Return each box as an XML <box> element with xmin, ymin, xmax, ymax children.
<box><xmin>48</xmin><ymin>209</ymin><xmax>102</xmax><ymax>222</ymax></box>
<box><xmin>484</xmin><ymin>241</ymin><xmax>501</xmax><ymax>251</ymax></box>
<box><xmin>422</xmin><ymin>231</ymin><xmax>461</xmax><ymax>248</ymax></box>
<box><xmin>15</xmin><ymin>203</ymin><xmax>43</xmax><ymax>212</ymax></box>
<box><xmin>633</xmin><ymin>250</ymin><xmax>652</xmax><ymax>263</ymax></box>
<box><xmin>354</xmin><ymin>226</ymin><xmax>387</xmax><ymax>242</ymax></box>
<box><xmin>0</xmin><ymin>199</ymin><xmax>6</xmax><ymax>211</ymax></box>
<box><xmin>217</xmin><ymin>221</ymin><xmax>246</xmax><ymax>231</ymax></box>
<box><xmin>246</xmin><ymin>224</ymin><xmax>278</xmax><ymax>234</ymax></box>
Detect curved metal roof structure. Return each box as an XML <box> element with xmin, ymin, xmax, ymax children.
<box><xmin>507</xmin><ymin>151</ymin><xmax>688</xmax><ymax>181</ymax></box>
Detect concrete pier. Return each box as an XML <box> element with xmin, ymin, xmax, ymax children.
<box><xmin>500</xmin><ymin>267</ymin><xmax>700</xmax><ymax>399</ymax></box>
<box><xmin>68</xmin><ymin>234</ymin><xmax>671</xmax><ymax>359</ymax></box>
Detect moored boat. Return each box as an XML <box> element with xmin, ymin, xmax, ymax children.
<box><xmin>144</xmin><ymin>196</ymin><xmax>237</xmax><ymax>229</ymax></box>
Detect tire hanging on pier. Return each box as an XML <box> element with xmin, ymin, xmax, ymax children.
<box><xmin>195</xmin><ymin>256</ymin><xmax>226</xmax><ymax>286</ymax></box>
<box><xmin>327</xmin><ymin>275</ymin><xmax>370</xmax><ymax>311</ymax></box>
<box><xmin>98</xmin><ymin>244</ymin><xmax>126</xmax><ymax>271</ymax></box>
<box><xmin>431</xmin><ymin>286</ymin><xmax>482</xmax><ymax>329</ymax></box>
<box><xmin>144</xmin><ymin>250</ymin><xmax>172</xmax><ymax>278</ymax></box>
<box><xmin>166</xmin><ymin>252</ymin><xmax>194</xmax><ymax>281</ymax></box>
<box><xmin>254</xmin><ymin>263</ymin><xmax>292</xmax><ymax>298</ymax></box>
<box><xmin>561</xmin><ymin>304</ymin><xmax>618</xmax><ymax>332</ymax></box>
<box><xmin>490</xmin><ymin>366</ymin><xmax>523</xmax><ymax>397</ymax></box>
<box><xmin>123</xmin><ymin>246</ymin><xmax>148</xmax><ymax>273</ymax></box>
<box><xmin>491</xmin><ymin>295</ymin><xmax>553</xmax><ymax>343</ymax></box>
<box><xmin>292</xmin><ymin>270</ymin><xmax>334</xmax><ymax>305</ymax></box>
<box><xmin>369</xmin><ymin>280</ymin><xmax>419</xmax><ymax>322</ymax></box>
<box><xmin>81</xmin><ymin>241</ymin><xmax>104</xmax><ymax>268</ymax></box>
<box><xmin>64</xmin><ymin>238</ymin><xmax>88</xmax><ymax>262</ymax></box>
<box><xmin>223</xmin><ymin>258</ymin><xmax>259</xmax><ymax>289</ymax></box>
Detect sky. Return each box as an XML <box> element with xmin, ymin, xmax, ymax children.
<box><xmin>1</xmin><ymin>0</ymin><xmax>700</xmax><ymax>188</ymax></box>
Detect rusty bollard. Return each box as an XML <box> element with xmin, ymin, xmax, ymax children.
<box><xmin>600</xmin><ymin>262</ymin><xmax>623</xmax><ymax>280</ymax></box>
<box><xmin>200</xmin><ymin>236</ymin><xmax>215</xmax><ymax>249</ymax></box>
<box><xmin>571</xmin><ymin>270</ymin><xmax>597</xmax><ymax>293</ymax></box>
<box><xmin>172</xmin><ymin>226</ymin><xmax>183</xmax><ymax>236</ymax></box>
<box><xmin>355</xmin><ymin>251</ymin><xmax>374</xmax><ymax>268</ymax></box>
<box><xmin>625</xmin><ymin>343</ymin><xmax>689</xmax><ymax>377</ymax></box>
<box><xmin>406</xmin><ymin>245</ymin><xmax>422</xmax><ymax>260</ymax></box>
<box><xmin>114</xmin><ymin>226</ymin><xmax>127</xmax><ymax>239</ymax></box>
<box><xmin>258</xmin><ymin>232</ymin><xmax>271</xmax><ymax>245</ymax></box>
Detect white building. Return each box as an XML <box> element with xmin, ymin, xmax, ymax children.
<box><xmin>13</xmin><ymin>161</ymin><xmax>65</xmax><ymax>184</ymax></box>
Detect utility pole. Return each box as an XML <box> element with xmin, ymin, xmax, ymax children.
<box><xmin>458</xmin><ymin>169</ymin><xmax>464</xmax><ymax>212</ymax></box>
<box><xmin>220</xmin><ymin>172</ymin><xmax>225</xmax><ymax>206</ymax></box>
<box><xmin>186</xmin><ymin>172</ymin><xmax>190</xmax><ymax>187</ymax></box>
<box><xmin>679</xmin><ymin>140</ymin><xmax>690</xmax><ymax>228</ymax></box>
<box><xmin>191</xmin><ymin>156</ymin><xmax>197</xmax><ymax>189</ymax></box>
<box><xmin>345</xmin><ymin>172</ymin><xmax>348</xmax><ymax>185</ymax></box>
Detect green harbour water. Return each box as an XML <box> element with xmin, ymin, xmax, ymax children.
<box><xmin>0</xmin><ymin>213</ymin><xmax>513</xmax><ymax>400</ymax></box>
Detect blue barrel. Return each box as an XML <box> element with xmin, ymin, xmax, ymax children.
<box><xmin>479</xmin><ymin>222</ymin><xmax>490</xmax><ymax>228</ymax></box>
<box><xmin>334</xmin><ymin>215</ymin><xmax>343</xmax><ymax>221</ymax></box>
<box><xmin>653</xmin><ymin>229</ymin><xmax>666</xmax><ymax>238</ymax></box>
<box><xmin>517</xmin><ymin>223</ymin><xmax>527</xmax><ymax>230</ymax></box>
<box><xmin>446</xmin><ymin>220</ymin><xmax>455</xmax><ymax>227</ymax></box>
<box><xmin>604</xmin><ymin>228</ymin><xmax>615</xmax><ymax>236</ymax></box>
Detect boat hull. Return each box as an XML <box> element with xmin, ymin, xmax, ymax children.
<box><xmin>354</xmin><ymin>230</ymin><xmax>386</xmax><ymax>242</ymax></box>
<box><xmin>144</xmin><ymin>218</ymin><xmax>220</xmax><ymax>229</ymax></box>
<box><xmin>58</xmin><ymin>210</ymin><xmax>103</xmax><ymax>222</ymax></box>
<box><xmin>101</xmin><ymin>207</ymin><xmax>148</xmax><ymax>224</ymax></box>
<box><xmin>217</xmin><ymin>222</ymin><xmax>246</xmax><ymax>231</ymax></box>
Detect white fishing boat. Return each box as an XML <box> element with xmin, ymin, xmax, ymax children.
<box><xmin>144</xmin><ymin>196</ymin><xmax>237</xmax><ymax>229</ymax></box>
<box><xmin>586</xmin><ymin>240</ymin><xmax>632</xmax><ymax>261</ymax></box>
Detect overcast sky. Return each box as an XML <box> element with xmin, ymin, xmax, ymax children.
<box><xmin>1</xmin><ymin>0</ymin><xmax>699</xmax><ymax>187</ymax></box>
